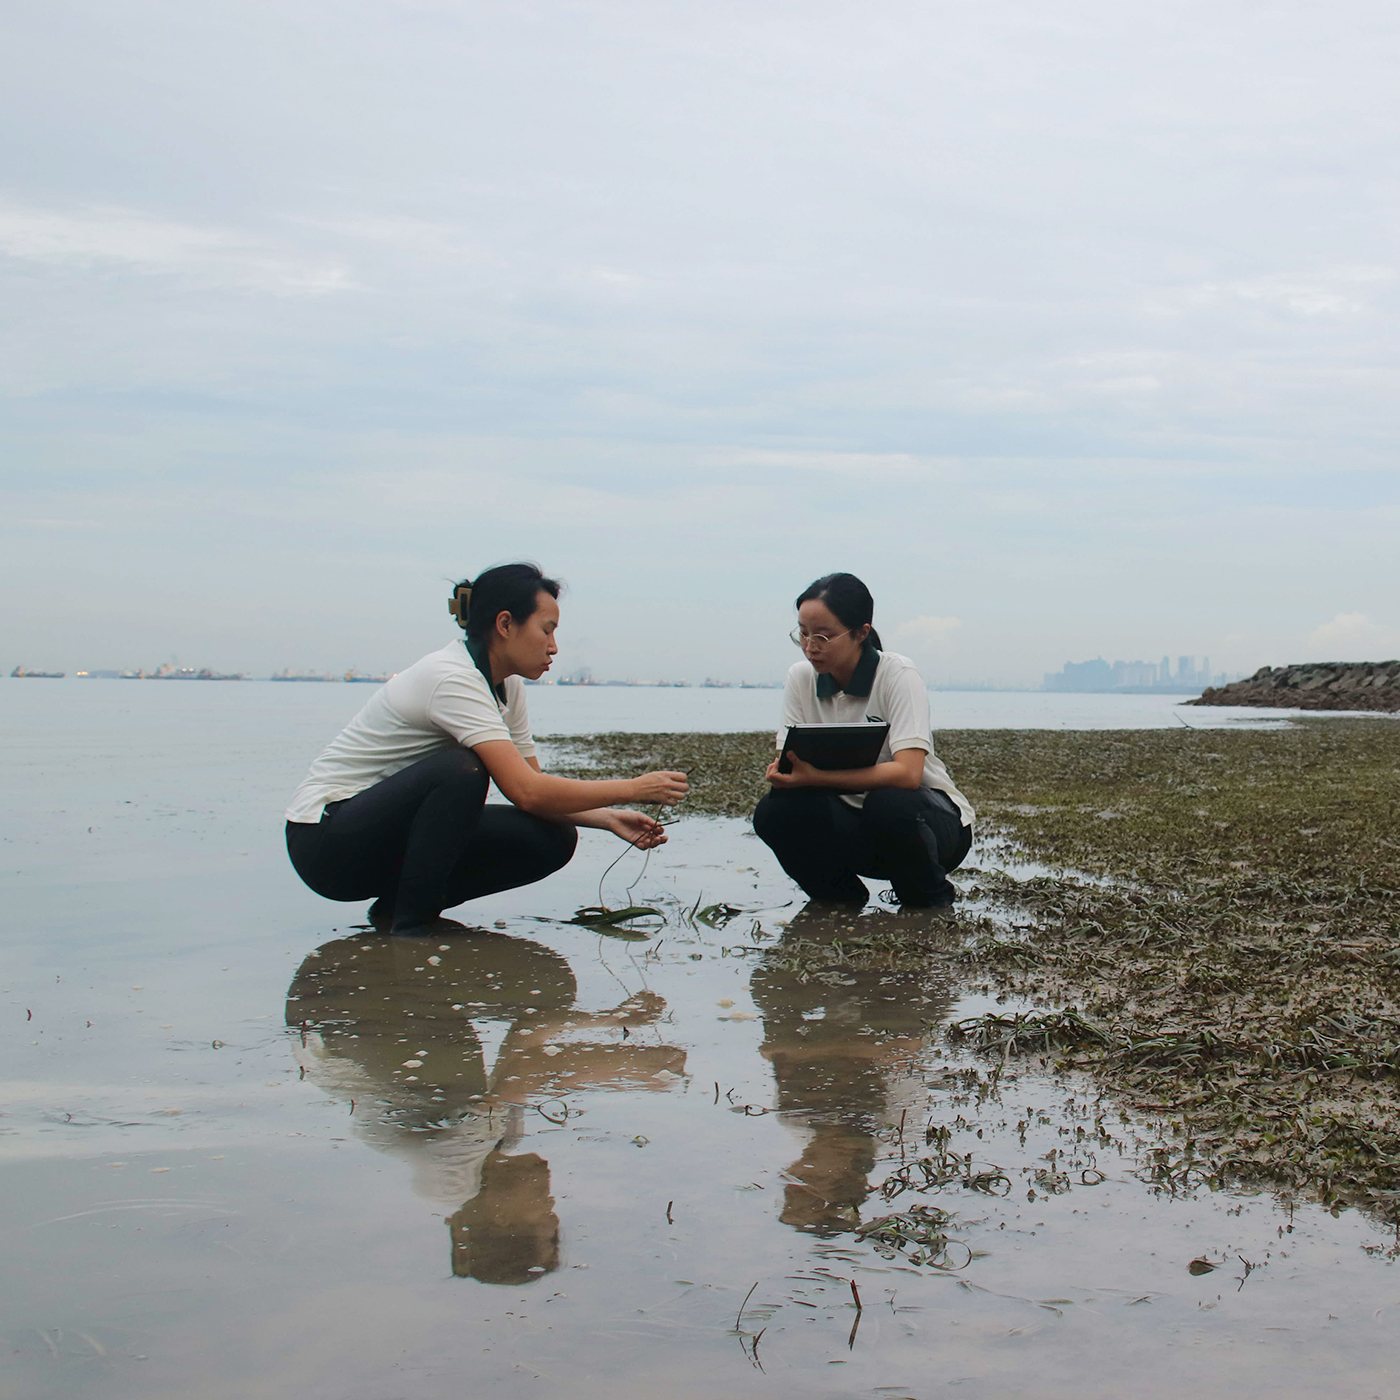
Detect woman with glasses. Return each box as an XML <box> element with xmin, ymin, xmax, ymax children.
<box><xmin>753</xmin><ymin>573</ymin><xmax>973</xmax><ymax>910</ymax></box>
<box><xmin>285</xmin><ymin>563</ymin><xmax>689</xmax><ymax>936</ymax></box>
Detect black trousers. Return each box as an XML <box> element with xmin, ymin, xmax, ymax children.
<box><xmin>286</xmin><ymin>747</ymin><xmax>577</xmax><ymax>930</ymax></box>
<box><xmin>753</xmin><ymin>786</ymin><xmax>971</xmax><ymax>907</ymax></box>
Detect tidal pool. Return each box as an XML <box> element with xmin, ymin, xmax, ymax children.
<box><xmin>2</xmin><ymin>688</ymin><xmax>1397</xmax><ymax>1399</ymax></box>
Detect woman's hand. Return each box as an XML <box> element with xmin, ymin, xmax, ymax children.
<box><xmin>764</xmin><ymin>752</ymin><xmax>822</xmax><ymax>788</ymax></box>
<box><xmin>764</xmin><ymin>746</ymin><xmax>925</xmax><ymax>793</ymax></box>
<box><xmin>603</xmin><ymin>809</ymin><xmax>670</xmax><ymax>849</ymax></box>
<box><xmin>629</xmin><ymin>770</ymin><xmax>689</xmax><ymax>805</ymax></box>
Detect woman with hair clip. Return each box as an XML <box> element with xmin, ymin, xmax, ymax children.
<box><xmin>752</xmin><ymin>572</ymin><xmax>973</xmax><ymax>910</ymax></box>
<box><xmin>285</xmin><ymin>563</ymin><xmax>688</xmax><ymax>936</ymax></box>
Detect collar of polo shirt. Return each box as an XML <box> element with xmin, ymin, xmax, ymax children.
<box><xmin>815</xmin><ymin>641</ymin><xmax>880</xmax><ymax>700</ymax></box>
<box><xmin>463</xmin><ymin>635</ymin><xmax>509</xmax><ymax>704</ymax></box>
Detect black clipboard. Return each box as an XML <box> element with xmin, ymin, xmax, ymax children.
<box><xmin>777</xmin><ymin>721</ymin><xmax>891</xmax><ymax>774</ymax></box>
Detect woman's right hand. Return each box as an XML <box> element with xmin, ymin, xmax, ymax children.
<box><xmin>630</xmin><ymin>770</ymin><xmax>689</xmax><ymax>805</ymax></box>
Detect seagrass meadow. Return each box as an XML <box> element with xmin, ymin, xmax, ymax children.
<box><xmin>550</xmin><ymin>720</ymin><xmax>1400</xmax><ymax>1222</ymax></box>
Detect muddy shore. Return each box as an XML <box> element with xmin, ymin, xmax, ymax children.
<box><xmin>552</xmin><ymin>721</ymin><xmax>1400</xmax><ymax>1221</ymax></box>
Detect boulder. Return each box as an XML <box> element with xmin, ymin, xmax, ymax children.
<box><xmin>1189</xmin><ymin>661</ymin><xmax>1400</xmax><ymax>712</ymax></box>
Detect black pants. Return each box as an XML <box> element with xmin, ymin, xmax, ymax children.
<box><xmin>753</xmin><ymin>786</ymin><xmax>971</xmax><ymax>907</ymax></box>
<box><xmin>286</xmin><ymin>747</ymin><xmax>577</xmax><ymax>930</ymax></box>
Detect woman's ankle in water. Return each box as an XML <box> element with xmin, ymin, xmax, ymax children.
<box><xmin>884</xmin><ymin>878</ymin><xmax>956</xmax><ymax>909</ymax></box>
<box><xmin>389</xmin><ymin>912</ymin><xmax>467</xmax><ymax>937</ymax></box>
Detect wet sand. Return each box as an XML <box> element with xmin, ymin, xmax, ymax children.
<box><xmin>2</xmin><ymin>687</ymin><xmax>1397</xmax><ymax>1399</ymax></box>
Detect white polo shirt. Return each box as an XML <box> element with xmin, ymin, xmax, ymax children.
<box><xmin>285</xmin><ymin>637</ymin><xmax>537</xmax><ymax>823</ymax></box>
<box><xmin>779</xmin><ymin>648</ymin><xmax>974</xmax><ymax>826</ymax></box>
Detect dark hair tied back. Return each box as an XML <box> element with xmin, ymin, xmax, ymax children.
<box><xmin>795</xmin><ymin>572</ymin><xmax>882</xmax><ymax>651</ymax></box>
<box><xmin>454</xmin><ymin>563</ymin><xmax>561</xmax><ymax>642</ymax></box>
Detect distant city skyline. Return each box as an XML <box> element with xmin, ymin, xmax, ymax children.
<box><xmin>1043</xmin><ymin>655</ymin><xmax>1244</xmax><ymax>695</ymax></box>
<box><xmin>9</xmin><ymin>649</ymin><xmax>1258</xmax><ymax>693</ymax></box>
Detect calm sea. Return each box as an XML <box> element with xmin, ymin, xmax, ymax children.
<box><xmin>0</xmin><ymin>673</ymin><xmax>1331</xmax><ymax>753</ymax></box>
<box><xmin>2</xmin><ymin>675</ymin><xmax>1396</xmax><ymax>1398</ymax></box>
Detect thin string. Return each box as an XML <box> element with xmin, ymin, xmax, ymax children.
<box><xmin>596</xmin><ymin>830</ymin><xmax>652</xmax><ymax>910</ymax></box>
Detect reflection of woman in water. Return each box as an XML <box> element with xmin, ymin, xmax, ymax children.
<box><xmin>753</xmin><ymin>572</ymin><xmax>973</xmax><ymax>909</ymax></box>
<box><xmin>285</xmin><ymin>563</ymin><xmax>688</xmax><ymax>936</ymax></box>
<box><xmin>286</xmin><ymin>931</ymin><xmax>685</xmax><ymax>1284</ymax></box>
<box><xmin>750</xmin><ymin>910</ymin><xmax>949</xmax><ymax>1233</ymax></box>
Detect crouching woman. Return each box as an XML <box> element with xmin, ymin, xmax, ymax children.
<box><xmin>285</xmin><ymin>563</ymin><xmax>687</xmax><ymax>935</ymax></box>
<box><xmin>753</xmin><ymin>572</ymin><xmax>973</xmax><ymax>910</ymax></box>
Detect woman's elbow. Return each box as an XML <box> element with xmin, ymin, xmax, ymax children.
<box><xmin>516</xmin><ymin>774</ymin><xmax>571</xmax><ymax>816</ymax></box>
<box><xmin>511</xmin><ymin>786</ymin><xmax>551</xmax><ymax>816</ymax></box>
<box><xmin>893</xmin><ymin>758</ymin><xmax>924</xmax><ymax>789</ymax></box>
<box><xmin>490</xmin><ymin>774</ymin><xmax>542</xmax><ymax>813</ymax></box>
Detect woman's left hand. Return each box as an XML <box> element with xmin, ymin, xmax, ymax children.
<box><xmin>606</xmin><ymin>809</ymin><xmax>669</xmax><ymax>849</ymax></box>
<box><xmin>764</xmin><ymin>752</ymin><xmax>821</xmax><ymax>788</ymax></box>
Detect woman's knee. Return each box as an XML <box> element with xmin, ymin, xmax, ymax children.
<box><xmin>753</xmin><ymin>789</ymin><xmax>809</xmax><ymax>846</ymax></box>
<box><xmin>432</xmin><ymin>745</ymin><xmax>489</xmax><ymax>789</ymax></box>
<box><xmin>752</xmin><ymin>791</ymin><xmax>782</xmax><ymax>843</ymax></box>
<box><xmin>543</xmin><ymin>820</ymin><xmax>578</xmax><ymax>872</ymax></box>
<box><xmin>408</xmin><ymin>746</ymin><xmax>490</xmax><ymax>814</ymax></box>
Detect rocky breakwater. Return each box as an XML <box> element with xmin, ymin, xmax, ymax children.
<box><xmin>1189</xmin><ymin>660</ymin><xmax>1400</xmax><ymax>712</ymax></box>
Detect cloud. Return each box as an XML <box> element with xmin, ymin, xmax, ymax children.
<box><xmin>1150</xmin><ymin>267</ymin><xmax>1398</xmax><ymax>321</ymax></box>
<box><xmin>704</xmin><ymin>448</ymin><xmax>928</xmax><ymax>477</ymax></box>
<box><xmin>1306</xmin><ymin>613</ymin><xmax>1400</xmax><ymax>659</ymax></box>
<box><xmin>0</xmin><ymin>201</ymin><xmax>353</xmax><ymax>296</ymax></box>
<box><xmin>893</xmin><ymin>616</ymin><xmax>963</xmax><ymax>653</ymax></box>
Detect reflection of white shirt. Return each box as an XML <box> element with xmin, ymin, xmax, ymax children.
<box><xmin>779</xmin><ymin>651</ymin><xmax>974</xmax><ymax>825</ymax></box>
<box><xmin>292</xmin><ymin>1030</ymin><xmax>504</xmax><ymax>1205</ymax></box>
<box><xmin>285</xmin><ymin>638</ymin><xmax>537</xmax><ymax>823</ymax></box>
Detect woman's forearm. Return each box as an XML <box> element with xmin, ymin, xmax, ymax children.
<box><xmin>475</xmin><ymin>739</ymin><xmax>686</xmax><ymax>814</ymax></box>
<box><xmin>799</xmin><ymin>758</ymin><xmax>923</xmax><ymax>792</ymax></box>
<box><xmin>512</xmin><ymin>772</ymin><xmax>644</xmax><ymax>816</ymax></box>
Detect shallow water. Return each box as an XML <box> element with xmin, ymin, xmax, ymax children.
<box><xmin>3</xmin><ymin>684</ymin><xmax>1398</xmax><ymax>1399</ymax></box>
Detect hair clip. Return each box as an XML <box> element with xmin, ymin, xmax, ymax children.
<box><xmin>448</xmin><ymin>584</ymin><xmax>473</xmax><ymax>626</ymax></box>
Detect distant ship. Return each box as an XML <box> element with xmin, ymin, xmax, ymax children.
<box><xmin>157</xmin><ymin>666</ymin><xmax>245</xmax><ymax>681</ymax></box>
<box><xmin>115</xmin><ymin>666</ymin><xmax>245</xmax><ymax>680</ymax></box>
<box><xmin>10</xmin><ymin>666</ymin><xmax>64</xmax><ymax>678</ymax></box>
<box><xmin>269</xmin><ymin>668</ymin><xmax>391</xmax><ymax>683</ymax></box>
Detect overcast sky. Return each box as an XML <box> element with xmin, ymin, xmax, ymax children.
<box><xmin>3</xmin><ymin>0</ymin><xmax>1398</xmax><ymax>684</ymax></box>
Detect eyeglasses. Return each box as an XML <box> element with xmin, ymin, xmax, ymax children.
<box><xmin>790</xmin><ymin>626</ymin><xmax>855</xmax><ymax>650</ymax></box>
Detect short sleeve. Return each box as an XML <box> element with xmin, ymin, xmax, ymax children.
<box><xmin>425</xmin><ymin>670</ymin><xmax>513</xmax><ymax>748</ymax></box>
<box><xmin>778</xmin><ymin>662</ymin><xmax>809</xmax><ymax>746</ymax></box>
<box><xmin>881</xmin><ymin>661</ymin><xmax>932</xmax><ymax>755</ymax></box>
